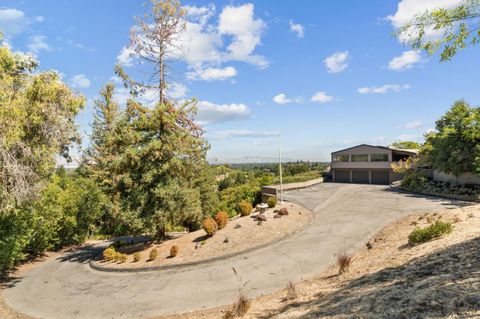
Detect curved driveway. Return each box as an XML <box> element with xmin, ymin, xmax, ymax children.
<box><xmin>5</xmin><ymin>183</ymin><xmax>468</xmax><ymax>319</ymax></box>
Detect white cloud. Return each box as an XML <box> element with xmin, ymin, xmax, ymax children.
<box><xmin>0</xmin><ymin>9</ymin><xmax>44</xmax><ymax>37</ymax></box>
<box><xmin>0</xmin><ymin>9</ymin><xmax>28</xmax><ymax>36</ymax></box>
<box><xmin>404</xmin><ymin>120</ymin><xmax>423</xmax><ymax>129</ymax></box>
<box><xmin>218</xmin><ymin>3</ymin><xmax>267</xmax><ymax>68</ymax></box>
<box><xmin>386</xmin><ymin>0</ymin><xmax>463</xmax><ymax>43</ymax></box>
<box><xmin>196</xmin><ymin>101</ymin><xmax>250</xmax><ymax>125</ymax></box>
<box><xmin>289</xmin><ymin>20</ymin><xmax>304</xmax><ymax>38</ymax></box>
<box><xmin>121</xmin><ymin>3</ymin><xmax>268</xmax><ymax>81</ymax></box>
<box><xmin>27</xmin><ymin>35</ymin><xmax>51</xmax><ymax>53</ymax></box>
<box><xmin>212</xmin><ymin>129</ymin><xmax>280</xmax><ymax>139</ymax></box>
<box><xmin>186</xmin><ymin>66</ymin><xmax>237</xmax><ymax>81</ymax></box>
<box><xmin>358</xmin><ymin>84</ymin><xmax>411</xmax><ymax>94</ymax></box>
<box><xmin>324</xmin><ymin>51</ymin><xmax>349</xmax><ymax>73</ymax></box>
<box><xmin>70</xmin><ymin>74</ymin><xmax>91</xmax><ymax>88</ymax></box>
<box><xmin>117</xmin><ymin>47</ymin><xmax>135</xmax><ymax>67</ymax></box>
<box><xmin>168</xmin><ymin>82</ymin><xmax>188</xmax><ymax>99</ymax></box>
<box><xmin>273</xmin><ymin>93</ymin><xmax>302</xmax><ymax>105</ymax></box>
<box><xmin>388</xmin><ymin>50</ymin><xmax>422</xmax><ymax>71</ymax></box>
<box><xmin>310</xmin><ymin>91</ymin><xmax>333</xmax><ymax>103</ymax></box>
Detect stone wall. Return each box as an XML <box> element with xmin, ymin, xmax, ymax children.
<box><xmin>433</xmin><ymin>170</ymin><xmax>480</xmax><ymax>185</ymax></box>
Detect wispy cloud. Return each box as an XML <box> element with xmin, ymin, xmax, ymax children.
<box><xmin>211</xmin><ymin>129</ymin><xmax>280</xmax><ymax>139</ymax></box>
<box><xmin>358</xmin><ymin>84</ymin><xmax>410</xmax><ymax>94</ymax></box>
<box><xmin>289</xmin><ymin>20</ymin><xmax>304</xmax><ymax>38</ymax></box>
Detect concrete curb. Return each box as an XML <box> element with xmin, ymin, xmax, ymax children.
<box><xmin>89</xmin><ymin>202</ymin><xmax>316</xmax><ymax>273</ymax></box>
<box><xmin>391</xmin><ymin>186</ymin><xmax>480</xmax><ymax>203</ymax></box>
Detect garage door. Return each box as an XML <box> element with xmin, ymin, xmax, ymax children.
<box><xmin>334</xmin><ymin>170</ymin><xmax>350</xmax><ymax>183</ymax></box>
<box><xmin>371</xmin><ymin>170</ymin><xmax>390</xmax><ymax>185</ymax></box>
<box><xmin>352</xmin><ymin>170</ymin><xmax>369</xmax><ymax>184</ymax></box>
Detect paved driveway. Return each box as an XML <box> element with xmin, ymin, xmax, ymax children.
<box><xmin>5</xmin><ymin>184</ymin><xmax>469</xmax><ymax>319</ymax></box>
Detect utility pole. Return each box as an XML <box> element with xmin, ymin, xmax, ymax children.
<box><xmin>278</xmin><ymin>135</ymin><xmax>284</xmax><ymax>203</ymax></box>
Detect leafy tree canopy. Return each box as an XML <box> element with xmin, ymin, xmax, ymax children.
<box><xmin>390</xmin><ymin>141</ymin><xmax>421</xmax><ymax>149</ymax></box>
<box><xmin>0</xmin><ymin>36</ymin><xmax>85</xmax><ymax>211</ymax></box>
<box><xmin>423</xmin><ymin>100</ymin><xmax>480</xmax><ymax>176</ymax></box>
<box><xmin>399</xmin><ymin>0</ymin><xmax>480</xmax><ymax>61</ymax></box>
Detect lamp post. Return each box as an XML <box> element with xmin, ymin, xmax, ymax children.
<box><xmin>278</xmin><ymin>135</ymin><xmax>284</xmax><ymax>204</ymax></box>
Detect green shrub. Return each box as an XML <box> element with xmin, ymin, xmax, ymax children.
<box><xmin>401</xmin><ymin>172</ymin><xmax>428</xmax><ymax>191</ymax></box>
<box><xmin>170</xmin><ymin>245</ymin><xmax>179</xmax><ymax>257</ymax></box>
<box><xmin>203</xmin><ymin>217</ymin><xmax>218</xmax><ymax>236</ymax></box>
<box><xmin>103</xmin><ymin>247</ymin><xmax>117</xmax><ymax>261</ymax></box>
<box><xmin>267</xmin><ymin>196</ymin><xmax>277</xmax><ymax>208</ymax></box>
<box><xmin>149</xmin><ymin>248</ymin><xmax>158</xmax><ymax>260</ymax></box>
<box><xmin>236</xmin><ymin>200</ymin><xmax>253</xmax><ymax>216</ymax></box>
<box><xmin>408</xmin><ymin>220</ymin><xmax>453</xmax><ymax>245</ymax></box>
<box><xmin>133</xmin><ymin>252</ymin><xmax>141</xmax><ymax>262</ymax></box>
<box><xmin>215</xmin><ymin>211</ymin><xmax>229</xmax><ymax>229</ymax></box>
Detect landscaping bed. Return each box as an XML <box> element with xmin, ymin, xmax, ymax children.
<box><xmin>400</xmin><ymin>175</ymin><xmax>480</xmax><ymax>203</ymax></box>
<box><xmin>92</xmin><ymin>202</ymin><xmax>312</xmax><ymax>271</ymax></box>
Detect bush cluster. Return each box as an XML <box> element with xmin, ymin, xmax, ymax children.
<box><xmin>203</xmin><ymin>217</ymin><xmax>218</xmax><ymax>236</ymax></box>
<box><xmin>408</xmin><ymin>220</ymin><xmax>453</xmax><ymax>245</ymax></box>
<box><xmin>267</xmin><ymin>196</ymin><xmax>277</xmax><ymax>208</ymax></box>
<box><xmin>102</xmin><ymin>246</ymin><xmax>128</xmax><ymax>263</ymax></box>
<box><xmin>103</xmin><ymin>247</ymin><xmax>117</xmax><ymax>261</ymax></box>
<box><xmin>236</xmin><ymin>200</ymin><xmax>253</xmax><ymax>216</ymax></box>
<box><xmin>215</xmin><ymin>211</ymin><xmax>229</xmax><ymax>229</ymax></box>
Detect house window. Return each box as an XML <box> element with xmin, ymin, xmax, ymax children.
<box><xmin>351</xmin><ymin>154</ymin><xmax>368</xmax><ymax>162</ymax></box>
<box><xmin>333</xmin><ymin>154</ymin><xmax>349</xmax><ymax>162</ymax></box>
<box><xmin>370</xmin><ymin>153</ymin><xmax>389</xmax><ymax>162</ymax></box>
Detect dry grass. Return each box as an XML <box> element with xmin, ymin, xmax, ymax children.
<box><xmin>336</xmin><ymin>252</ymin><xmax>353</xmax><ymax>274</ymax></box>
<box><xmin>155</xmin><ymin>204</ymin><xmax>480</xmax><ymax>319</ymax></box>
<box><xmin>285</xmin><ymin>281</ymin><xmax>297</xmax><ymax>301</ymax></box>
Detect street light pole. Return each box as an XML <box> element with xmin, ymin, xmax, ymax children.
<box><xmin>278</xmin><ymin>135</ymin><xmax>284</xmax><ymax>204</ymax></box>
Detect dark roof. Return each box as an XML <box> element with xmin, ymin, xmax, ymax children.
<box><xmin>331</xmin><ymin>144</ymin><xmax>391</xmax><ymax>154</ymax></box>
<box><xmin>331</xmin><ymin>144</ymin><xmax>418</xmax><ymax>155</ymax></box>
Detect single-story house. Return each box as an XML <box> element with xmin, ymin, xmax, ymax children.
<box><xmin>331</xmin><ymin>144</ymin><xmax>418</xmax><ymax>185</ymax></box>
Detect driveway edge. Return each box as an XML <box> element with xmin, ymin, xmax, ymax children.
<box><xmin>391</xmin><ymin>186</ymin><xmax>479</xmax><ymax>203</ymax></box>
<box><xmin>89</xmin><ymin>202</ymin><xmax>316</xmax><ymax>273</ymax></box>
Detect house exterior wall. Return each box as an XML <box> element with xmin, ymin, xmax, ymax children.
<box><xmin>330</xmin><ymin>145</ymin><xmax>415</xmax><ymax>185</ymax></box>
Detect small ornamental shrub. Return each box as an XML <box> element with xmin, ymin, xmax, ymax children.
<box><xmin>267</xmin><ymin>196</ymin><xmax>277</xmax><ymax>208</ymax></box>
<box><xmin>118</xmin><ymin>253</ymin><xmax>128</xmax><ymax>263</ymax></box>
<box><xmin>337</xmin><ymin>253</ymin><xmax>353</xmax><ymax>274</ymax></box>
<box><xmin>203</xmin><ymin>217</ymin><xmax>218</xmax><ymax>237</ymax></box>
<box><xmin>133</xmin><ymin>252</ymin><xmax>141</xmax><ymax>262</ymax></box>
<box><xmin>149</xmin><ymin>248</ymin><xmax>158</xmax><ymax>260</ymax></box>
<box><xmin>170</xmin><ymin>245</ymin><xmax>179</xmax><ymax>257</ymax></box>
<box><xmin>236</xmin><ymin>200</ymin><xmax>253</xmax><ymax>216</ymax></box>
<box><xmin>215</xmin><ymin>211</ymin><xmax>229</xmax><ymax>229</ymax></box>
<box><xmin>103</xmin><ymin>247</ymin><xmax>117</xmax><ymax>261</ymax></box>
<box><xmin>408</xmin><ymin>220</ymin><xmax>453</xmax><ymax>245</ymax></box>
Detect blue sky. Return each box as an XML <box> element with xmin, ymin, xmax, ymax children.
<box><xmin>1</xmin><ymin>0</ymin><xmax>479</xmax><ymax>163</ymax></box>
